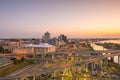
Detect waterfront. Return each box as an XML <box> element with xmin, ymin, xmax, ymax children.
<box><xmin>91</xmin><ymin>40</ymin><xmax>120</xmax><ymax>50</ymax></box>
<box><xmin>99</xmin><ymin>40</ymin><xmax>120</xmax><ymax>44</ymax></box>
<box><xmin>91</xmin><ymin>39</ymin><xmax>120</xmax><ymax>64</ymax></box>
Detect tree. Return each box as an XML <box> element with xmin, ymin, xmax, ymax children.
<box><xmin>21</xmin><ymin>57</ymin><xmax>25</xmax><ymax>62</ymax></box>
<box><xmin>0</xmin><ymin>46</ymin><xmax>4</xmax><ymax>53</ymax></box>
<box><xmin>11</xmin><ymin>57</ymin><xmax>21</xmax><ymax>64</ymax></box>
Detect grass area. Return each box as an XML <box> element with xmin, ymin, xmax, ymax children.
<box><xmin>0</xmin><ymin>60</ymin><xmax>34</xmax><ymax>77</ymax></box>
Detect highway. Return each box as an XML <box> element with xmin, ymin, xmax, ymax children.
<box><xmin>12</xmin><ymin>52</ymin><xmax>120</xmax><ymax>78</ymax></box>
<box><xmin>1</xmin><ymin>50</ymin><xmax>120</xmax><ymax>57</ymax></box>
<box><xmin>1</xmin><ymin>50</ymin><xmax>120</xmax><ymax>79</ymax></box>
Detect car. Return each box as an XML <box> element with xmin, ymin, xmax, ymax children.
<box><xmin>111</xmin><ymin>73</ymin><xmax>118</xmax><ymax>78</ymax></box>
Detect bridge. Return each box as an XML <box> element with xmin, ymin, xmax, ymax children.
<box><xmin>1</xmin><ymin>50</ymin><xmax>120</xmax><ymax>79</ymax></box>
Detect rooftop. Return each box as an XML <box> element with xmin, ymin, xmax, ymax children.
<box><xmin>23</xmin><ymin>43</ymin><xmax>54</xmax><ymax>48</ymax></box>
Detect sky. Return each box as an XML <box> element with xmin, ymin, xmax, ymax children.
<box><xmin>0</xmin><ymin>0</ymin><xmax>120</xmax><ymax>38</ymax></box>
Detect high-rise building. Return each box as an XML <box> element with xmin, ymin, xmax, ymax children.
<box><xmin>42</xmin><ymin>32</ymin><xmax>51</xmax><ymax>43</ymax></box>
<box><xmin>48</xmin><ymin>37</ymin><xmax>58</xmax><ymax>45</ymax></box>
<box><xmin>58</xmin><ymin>34</ymin><xmax>67</xmax><ymax>42</ymax></box>
<box><xmin>57</xmin><ymin>34</ymin><xmax>67</xmax><ymax>45</ymax></box>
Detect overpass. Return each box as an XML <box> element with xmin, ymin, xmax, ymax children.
<box><xmin>1</xmin><ymin>50</ymin><xmax>120</xmax><ymax>79</ymax></box>
<box><xmin>1</xmin><ymin>50</ymin><xmax>120</xmax><ymax>58</ymax></box>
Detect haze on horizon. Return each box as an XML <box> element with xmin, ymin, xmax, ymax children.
<box><xmin>0</xmin><ymin>0</ymin><xmax>120</xmax><ymax>38</ymax></box>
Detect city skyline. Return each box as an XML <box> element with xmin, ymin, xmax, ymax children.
<box><xmin>0</xmin><ymin>0</ymin><xmax>120</xmax><ymax>38</ymax></box>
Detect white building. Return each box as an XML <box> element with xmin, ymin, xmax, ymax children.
<box><xmin>8</xmin><ymin>39</ymin><xmax>24</xmax><ymax>51</ymax></box>
<box><xmin>8</xmin><ymin>41</ymin><xmax>20</xmax><ymax>51</ymax></box>
<box><xmin>13</xmin><ymin>43</ymin><xmax>56</xmax><ymax>54</ymax></box>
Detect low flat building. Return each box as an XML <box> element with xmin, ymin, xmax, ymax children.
<box><xmin>13</xmin><ymin>43</ymin><xmax>56</xmax><ymax>54</ymax></box>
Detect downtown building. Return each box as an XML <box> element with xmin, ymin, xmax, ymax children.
<box><xmin>12</xmin><ymin>32</ymin><xmax>67</xmax><ymax>54</ymax></box>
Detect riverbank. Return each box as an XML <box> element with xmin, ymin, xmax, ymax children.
<box><xmin>95</xmin><ymin>43</ymin><xmax>120</xmax><ymax>50</ymax></box>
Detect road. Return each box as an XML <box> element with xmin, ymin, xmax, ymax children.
<box><xmin>12</xmin><ymin>52</ymin><xmax>120</xmax><ymax>78</ymax></box>
<box><xmin>1</xmin><ymin>50</ymin><xmax>120</xmax><ymax>79</ymax></box>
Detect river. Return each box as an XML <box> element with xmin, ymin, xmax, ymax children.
<box><xmin>99</xmin><ymin>40</ymin><xmax>120</xmax><ymax>44</ymax></box>
<box><xmin>91</xmin><ymin>40</ymin><xmax>120</xmax><ymax>64</ymax></box>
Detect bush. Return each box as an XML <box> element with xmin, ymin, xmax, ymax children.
<box><xmin>11</xmin><ymin>57</ymin><xmax>22</xmax><ymax>64</ymax></box>
<box><xmin>27</xmin><ymin>59</ymin><xmax>35</xmax><ymax>64</ymax></box>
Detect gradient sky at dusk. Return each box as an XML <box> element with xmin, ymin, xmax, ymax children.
<box><xmin>0</xmin><ymin>0</ymin><xmax>120</xmax><ymax>38</ymax></box>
